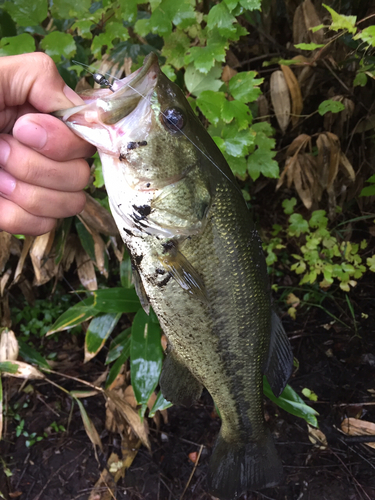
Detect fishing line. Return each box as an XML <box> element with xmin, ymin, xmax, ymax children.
<box><xmin>72</xmin><ymin>60</ymin><xmax>243</xmax><ymax>195</ymax></box>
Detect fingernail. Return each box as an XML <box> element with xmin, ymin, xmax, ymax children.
<box><xmin>0</xmin><ymin>168</ymin><xmax>16</xmax><ymax>196</ymax></box>
<box><xmin>63</xmin><ymin>85</ymin><xmax>84</xmax><ymax>106</ymax></box>
<box><xmin>0</xmin><ymin>139</ymin><xmax>10</xmax><ymax>166</ymax></box>
<box><xmin>13</xmin><ymin>119</ymin><xmax>48</xmax><ymax>150</ymax></box>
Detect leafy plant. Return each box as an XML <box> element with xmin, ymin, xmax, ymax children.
<box><xmin>264</xmin><ymin>198</ymin><xmax>375</xmax><ymax>292</ymax></box>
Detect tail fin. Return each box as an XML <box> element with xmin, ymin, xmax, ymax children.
<box><xmin>207</xmin><ymin>429</ymin><xmax>283</xmax><ymax>500</ymax></box>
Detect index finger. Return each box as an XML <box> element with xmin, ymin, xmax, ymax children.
<box><xmin>0</xmin><ymin>52</ymin><xmax>83</xmax><ymax>112</ymax></box>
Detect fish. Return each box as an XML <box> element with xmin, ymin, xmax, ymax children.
<box><xmin>53</xmin><ymin>53</ymin><xmax>293</xmax><ymax>500</ymax></box>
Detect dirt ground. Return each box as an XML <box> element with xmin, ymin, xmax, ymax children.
<box><xmin>1</xmin><ymin>278</ymin><xmax>375</xmax><ymax>500</ymax></box>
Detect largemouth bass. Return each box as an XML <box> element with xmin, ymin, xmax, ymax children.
<box><xmin>54</xmin><ymin>53</ymin><xmax>293</xmax><ymax>500</ymax></box>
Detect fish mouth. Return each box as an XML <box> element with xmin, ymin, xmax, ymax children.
<box><xmin>53</xmin><ymin>52</ymin><xmax>160</xmax><ymax>126</ymax></box>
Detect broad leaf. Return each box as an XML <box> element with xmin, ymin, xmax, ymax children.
<box><xmin>0</xmin><ymin>33</ymin><xmax>35</xmax><ymax>56</ymax></box>
<box><xmin>263</xmin><ymin>377</ymin><xmax>319</xmax><ymax>427</ymax></box>
<box><xmin>130</xmin><ymin>309</ymin><xmax>163</xmax><ymax>417</ymax></box>
<box><xmin>85</xmin><ymin>313</ymin><xmax>121</xmax><ymax>362</ymax></box>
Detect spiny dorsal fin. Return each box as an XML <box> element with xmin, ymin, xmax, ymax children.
<box><xmin>263</xmin><ymin>311</ymin><xmax>293</xmax><ymax>397</ymax></box>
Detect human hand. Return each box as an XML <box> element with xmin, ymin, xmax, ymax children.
<box><xmin>0</xmin><ymin>52</ymin><xmax>95</xmax><ymax>236</ymax></box>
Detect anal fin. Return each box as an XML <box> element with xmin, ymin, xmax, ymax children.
<box><xmin>159</xmin><ymin>349</ymin><xmax>203</xmax><ymax>406</ymax></box>
<box><xmin>263</xmin><ymin>311</ymin><xmax>293</xmax><ymax>397</ymax></box>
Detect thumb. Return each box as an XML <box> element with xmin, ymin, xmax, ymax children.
<box><xmin>1</xmin><ymin>52</ymin><xmax>83</xmax><ymax>113</ymax></box>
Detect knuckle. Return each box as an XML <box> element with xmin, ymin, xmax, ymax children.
<box><xmin>32</xmin><ymin>52</ymin><xmax>57</xmax><ymax>76</ymax></box>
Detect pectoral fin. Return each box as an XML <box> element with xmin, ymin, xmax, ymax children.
<box><xmin>263</xmin><ymin>311</ymin><xmax>293</xmax><ymax>397</ymax></box>
<box><xmin>160</xmin><ymin>349</ymin><xmax>203</xmax><ymax>406</ymax></box>
<box><xmin>159</xmin><ymin>249</ymin><xmax>208</xmax><ymax>303</ymax></box>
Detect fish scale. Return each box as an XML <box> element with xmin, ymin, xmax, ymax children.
<box><xmin>53</xmin><ymin>52</ymin><xmax>293</xmax><ymax>500</ymax></box>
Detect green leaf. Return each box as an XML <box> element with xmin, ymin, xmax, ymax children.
<box><xmin>282</xmin><ymin>198</ymin><xmax>297</xmax><ymax>215</ymax></box>
<box><xmin>221</xmin><ymin>100</ymin><xmax>252</xmax><ymax>129</ymax></box>
<box><xmin>91</xmin><ymin>24</ymin><xmax>129</xmax><ymax>58</ymax></box>
<box><xmin>353</xmin><ymin>72</ymin><xmax>367</xmax><ymax>87</ymax></box>
<box><xmin>229</xmin><ymin>71</ymin><xmax>263</xmax><ymax>103</ymax></box>
<box><xmin>54</xmin><ymin>217</ymin><xmax>72</xmax><ymax>265</ymax></box>
<box><xmin>119</xmin><ymin>0</ymin><xmax>138</xmax><ymax>23</ymax></box>
<box><xmin>288</xmin><ymin>213</ymin><xmax>309</xmax><ymax>236</ymax></box>
<box><xmin>323</xmin><ymin>4</ymin><xmax>357</xmax><ymax>34</ymax></box>
<box><xmin>207</xmin><ymin>2</ymin><xmax>237</xmax><ymax>38</ymax></box>
<box><xmin>18</xmin><ymin>340</ymin><xmax>50</xmax><ymax>371</ymax></box>
<box><xmin>71</xmin><ymin>19</ymin><xmax>94</xmax><ymax>38</ymax></box>
<box><xmin>162</xmin><ymin>29</ymin><xmax>191</xmax><ymax>70</ymax></box>
<box><xmin>148</xmin><ymin>391</ymin><xmax>173</xmax><ymax>417</ymax></box>
<box><xmin>93</xmin><ymin>154</ymin><xmax>104</xmax><ymax>188</ymax></box>
<box><xmin>184</xmin><ymin>63</ymin><xmax>223</xmax><ymax>96</ymax></box>
<box><xmin>76</xmin><ymin>220</ymin><xmax>96</xmax><ymax>262</ymax></box>
<box><xmin>85</xmin><ymin>313</ymin><xmax>121</xmax><ymax>358</ymax></box>
<box><xmin>0</xmin><ymin>361</ymin><xmax>19</xmax><ymax>374</ymax></box>
<box><xmin>318</xmin><ymin>99</ymin><xmax>345</xmax><ymax>115</ymax></box>
<box><xmin>360</xmin><ymin>176</ymin><xmax>375</xmax><ymax>197</ymax></box>
<box><xmin>50</xmin><ymin>0</ymin><xmax>91</xmax><ymax>19</ymax></box>
<box><xmin>196</xmin><ymin>91</ymin><xmax>226</xmax><ymax>125</ymax></box>
<box><xmin>106</xmin><ymin>328</ymin><xmax>131</xmax><ymax>364</ymax></box>
<box><xmin>161</xmin><ymin>64</ymin><xmax>176</xmax><ymax>81</ymax></box>
<box><xmin>223</xmin><ymin>0</ymin><xmax>238</xmax><ymax>11</ymax></box>
<box><xmin>239</xmin><ymin>0</ymin><xmax>261</xmax><ymax>9</ymax></box>
<box><xmin>47</xmin><ymin>298</ymin><xmax>96</xmax><ymax>335</ymax></box>
<box><xmin>225</xmin><ymin>154</ymin><xmax>247</xmax><ymax>178</ymax></box>
<box><xmin>40</xmin><ymin>32</ymin><xmax>76</xmax><ymax>63</ymax></box>
<box><xmin>3</xmin><ymin>0</ymin><xmax>48</xmax><ymax>27</ymax></box>
<box><xmin>120</xmin><ymin>253</ymin><xmax>133</xmax><ymax>289</ymax></box>
<box><xmin>92</xmin><ymin>288</ymin><xmax>141</xmax><ymax>314</ymax></box>
<box><xmin>294</xmin><ymin>42</ymin><xmax>324</xmax><ymax>50</ymax></box>
<box><xmin>222</xmin><ymin>125</ymin><xmax>255</xmax><ymax>157</ymax></box>
<box><xmin>309</xmin><ymin>210</ymin><xmax>328</xmax><ymax>229</ymax></box>
<box><xmin>354</xmin><ymin>25</ymin><xmax>375</xmax><ymax>47</ymax></box>
<box><xmin>185</xmin><ymin>34</ymin><xmax>228</xmax><ymax>73</ymax></box>
<box><xmin>263</xmin><ymin>377</ymin><xmax>319</xmax><ymax>427</ymax></box>
<box><xmin>105</xmin><ymin>347</ymin><xmax>130</xmax><ymax>388</ymax></box>
<box><xmin>247</xmin><ymin>149</ymin><xmax>279</xmax><ymax>181</ymax></box>
<box><xmin>0</xmin><ymin>33</ymin><xmax>35</xmax><ymax>56</ymax></box>
<box><xmin>131</xmin><ymin>309</ymin><xmax>163</xmax><ymax>417</ymax></box>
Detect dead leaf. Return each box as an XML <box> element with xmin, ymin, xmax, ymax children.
<box><xmin>0</xmin><ymin>268</ymin><xmax>11</xmax><ymax>297</ymax></box>
<box><xmin>80</xmin><ymin>193</ymin><xmax>118</xmax><ymax>236</ymax></box>
<box><xmin>62</xmin><ymin>234</ymin><xmax>78</xmax><ymax>272</ymax></box>
<box><xmin>341</xmin><ymin>418</ymin><xmax>375</xmax><ymax>449</ymax></box>
<box><xmin>257</xmin><ymin>95</ymin><xmax>269</xmax><ymax>122</ymax></box>
<box><xmin>222</xmin><ymin>65</ymin><xmax>237</xmax><ymax>83</ymax></box>
<box><xmin>339</xmin><ymin>152</ymin><xmax>355</xmax><ymax>183</ymax></box>
<box><xmin>88</xmin><ymin>467</ymin><xmax>116</xmax><ymax>500</ymax></box>
<box><xmin>105</xmin><ymin>389</ymin><xmax>150</xmax><ymax>450</ymax></box>
<box><xmin>0</xmin><ymin>232</ymin><xmax>12</xmax><ymax>274</ymax></box>
<box><xmin>308</xmin><ymin>424</ymin><xmax>328</xmax><ymax>449</ymax></box>
<box><xmin>13</xmin><ymin>236</ymin><xmax>34</xmax><ymax>284</ymax></box>
<box><xmin>270</xmin><ymin>70</ymin><xmax>290</xmax><ymax>133</ymax></box>
<box><xmin>0</xmin><ymin>328</ymin><xmax>19</xmax><ymax>361</ymax></box>
<box><xmin>120</xmin><ymin>433</ymin><xmax>141</xmax><ymax>473</ymax></box>
<box><xmin>302</xmin><ymin>0</ymin><xmax>324</xmax><ymax>44</ymax></box>
<box><xmin>30</xmin><ymin>231</ymin><xmax>58</xmax><ymax>286</ymax></box>
<box><xmin>281</xmin><ymin>65</ymin><xmax>303</xmax><ymax>126</ymax></box>
<box><xmin>1</xmin><ymin>360</ymin><xmax>44</xmax><ymax>379</ymax></box>
<box><xmin>75</xmin><ymin>398</ymin><xmax>103</xmax><ymax>451</ymax></box>
<box><xmin>75</xmin><ymin>246</ymin><xmax>97</xmax><ymax>291</ymax></box>
<box><xmin>293</xmin><ymin>4</ymin><xmax>308</xmax><ymax>45</ymax></box>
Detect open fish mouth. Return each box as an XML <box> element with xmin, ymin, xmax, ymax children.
<box><xmin>53</xmin><ymin>52</ymin><xmax>160</xmax><ymax>127</ymax></box>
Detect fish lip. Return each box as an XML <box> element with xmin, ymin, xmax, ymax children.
<box><xmin>52</xmin><ymin>53</ymin><xmax>160</xmax><ymax>123</ymax></box>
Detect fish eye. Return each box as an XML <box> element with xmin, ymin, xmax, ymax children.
<box><xmin>161</xmin><ymin>107</ymin><xmax>185</xmax><ymax>132</ymax></box>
